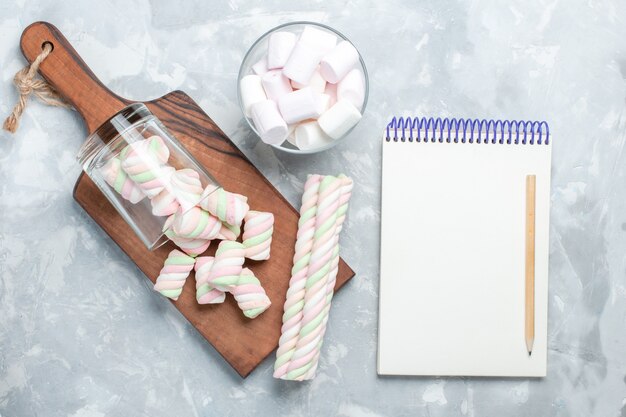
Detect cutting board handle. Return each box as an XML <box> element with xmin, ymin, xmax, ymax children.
<box><xmin>20</xmin><ymin>22</ymin><xmax>129</xmax><ymax>133</ymax></box>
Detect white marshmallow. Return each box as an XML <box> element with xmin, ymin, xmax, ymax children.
<box><xmin>291</xmin><ymin>68</ymin><xmax>327</xmax><ymax>93</ymax></box>
<box><xmin>267</xmin><ymin>31</ymin><xmax>297</xmax><ymax>69</ymax></box>
<box><xmin>261</xmin><ymin>70</ymin><xmax>293</xmax><ymax>101</ymax></box>
<box><xmin>316</xmin><ymin>93</ymin><xmax>332</xmax><ymax>114</ymax></box>
<box><xmin>277</xmin><ymin>87</ymin><xmax>321</xmax><ymax>124</ymax></box>
<box><xmin>295</xmin><ymin>121</ymin><xmax>333</xmax><ymax>150</ymax></box>
<box><xmin>282</xmin><ymin>41</ymin><xmax>324</xmax><ymax>85</ymax></box>
<box><xmin>317</xmin><ymin>99</ymin><xmax>362</xmax><ymax>139</ymax></box>
<box><xmin>240</xmin><ymin>75</ymin><xmax>267</xmax><ymax>117</ymax></box>
<box><xmin>300</xmin><ymin>26</ymin><xmax>337</xmax><ymax>55</ymax></box>
<box><xmin>337</xmin><ymin>68</ymin><xmax>365</xmax><ymax>109</ymax></box>
<box><xmin>324</xmin><ymin>82</ymin><xmax>337</xmax><ymax>107</ymax></box>
<box><xmin>319</xmin><ymin>41</ymin><xmax>359</xmax><ymax>84</ymax></box>
<box><xmin>250</xmin><ymin>100</ymin><xmax>289</xmax><ymax>145</ymax></box>
<box><xmin>286</xmin><ymin>124</ymin><xmax>298</xmax><ymax>147</ymax></box>
<box><xmin>252</xmin><ymin>57</ymin><xmax>269</xmax><ymax>75</ymax></box>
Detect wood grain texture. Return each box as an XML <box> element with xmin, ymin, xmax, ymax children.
<box><xmin>19</xmin><ymin>21</ymin><xmax>355</xmax><ymax>377</ymax></box>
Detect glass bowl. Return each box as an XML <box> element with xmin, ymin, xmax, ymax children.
<box><xmin>237</xmin><ymin>21</ymin><xmax>369</xmax><ymax>154</ymax></box>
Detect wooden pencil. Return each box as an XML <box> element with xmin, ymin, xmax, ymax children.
<box><xmin>525</xmin><ymin>175</ymin><xmax>536</xmax><ymax>356</ymax></box>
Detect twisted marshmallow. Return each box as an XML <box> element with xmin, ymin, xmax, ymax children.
<box><xmin>207</xmin><ymin>241</ymin><xmax>246</xmax><ymax>291</ymax></box>
<box><xmin>164</xmin><ymin>229</ymin><xmax>211</xmax><ymax>257</ymax></box>
<box><xmin>200</xmin><ymin>185</ymin><xmax>249</xmax><ymax>227</ymax></box>
<box><xmin>100</xmin><ymin>157</ymin><xmax>146</xmax><ymax>204</ymax></box>
<box><xmin>151</xmin><ymin>168</ymin><xmax>204</xmax><ymax>216</ymax></box>
<box><xmin>154</xmin><ymin>249</ymin><xmax>195</xmax><ymax>300</ymax></box>
<box><xmin>119</xmin><ymin>135</ymin><xmax>170</xmax><ymax>164</ymax></box>
<box><xmin>242</xmin><ymin>211</ymin><xmax>274</xmax><ymax>260</ymax></box>
<box><xmin>217</xmin><ymin>222</ymin><xmax>241</xmax><ymax>241</ymax></box>
<box><xmin>274</xmin><ymin>175</ymin><xmax>345</xmax><ymax>380</ymax></box>
<box><xmin>121</xmin><ymin>153</ymin><xmax>174</xmax><ymax>198</ymax></box>
<box><xmin>274</xmin><ymin>175</ymin><xmax>322</xmax><ymax>377</ymax></box>
<box><xmin>208</xmin><ymin>241</ymin><xmax>271</xmax><ymax>318</ymax></box>
<box><xmin>282</xmin><ymin>176</ymin><xmax>342</xmax><ymax>380</ymax></box>
<box><xmin>194</xmin><ymin>256</ymin><xmax>226</xmax><ymax>304</ymax></box>
<box><xmin>170</xmin><ymin>168</ymin><xmax>203</xmax><ymax>211</ymax></box>
<box><xmin>232</xmin><ymin>268</ymin><xmax>271</xmax><ymax>318</ymax></box>
<box><xmin>300</xmin><ymin>175</ymin><xmax>353</xmax><ymax>380</ymax></box>
<box><xmin>171</xmin><ymin>207</ymin><xmax>221</xmax><ymax>240</ymax></box>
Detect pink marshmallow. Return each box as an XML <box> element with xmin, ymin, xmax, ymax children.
<box><xmin>267</xmin><ymin>31</ymin><xmax>297</xmax><ymax>69</ymax></box>
<box><xmin>295</xmin><ymin>121</ymin><xmax>333</xmax><ymax>150</ymax></box>
<box><xmin>277</xmin><ymin>87</ymin><xmax>321</xmax><ymax>125</ymax></box>
<box><xmin>299</xmin><ymin>26</ymin><xmax>337</xmax><ymax>55</ymax></box>
<box><xmin>337</xmin><ymin>68</ymin><xmax>365</xmax><ymax>110</ymax></box>
<box><xmin>316</xmin><ymin>93</ymin><xmax>332</xmax><ymax>114</ymax></box>
<box><xmin>250</xmin><ymin>99</ymin><xmax>289</xmax><ymax>145</ymax></box>
<box><xmin>324</xmin><ymin>82</ymin><xmax>337</xmax><ymax>107</ymax></box>
<box><xmin>261</xmin><ymin>70</ymin><xmax>293</xmax><ymax>101</ymax></box>
<box><xmin>319</xmin><ymin>41</ymin><xmax>359</xmax><ymax>84</ymax></box>
<box><xmin>282</xmin><ymin>41</ymin><xmax>324</xmax><ymax>85</ymax></box>
<box><xmin>291</xmin><ymin>68</ymin><xmax>327</xmax><ymax>93</ymax></box>
<box><xmin>252</xmin><ymin>57</ymin><xmax>269</xmax><ymax>75</ymax></box>
<box><xmin>240</xmin><ymin>74</ymin><xmax>267</xmax><ymax>117</ymax></box>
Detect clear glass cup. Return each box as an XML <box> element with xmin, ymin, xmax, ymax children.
<box><xmin>77</xmin><ymin>103</ymin><xmax>220</xmax><ymax>250</ymax></box>
<box><xmin>237</xmin><ymin>21</ymin><xmax>369</xmax><ymax>155</ymax></box>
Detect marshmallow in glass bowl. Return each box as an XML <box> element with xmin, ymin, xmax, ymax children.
<box><xmin>237</xmin><ymin>22</ymin><xmax>368</xmax><ymax>154</ymax></box>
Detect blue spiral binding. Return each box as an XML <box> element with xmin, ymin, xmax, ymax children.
<box><xmin>385</xmin><ymin>117</ymin><xmax>550</xmax><ymax>145</ymax></box>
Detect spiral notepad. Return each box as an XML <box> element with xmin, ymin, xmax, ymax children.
<box><xmin>378</xmin><ymin>117</ymin><xmax>552</xmax><ymax>377</ymax></box>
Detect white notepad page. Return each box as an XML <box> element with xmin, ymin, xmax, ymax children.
<box><xmin>378</xmin><ymin>135</ymin><xmax>551</xmax><ymax>377</ymax></box>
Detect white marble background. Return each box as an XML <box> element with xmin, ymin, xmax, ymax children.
<box><xmin>1</xmin><ymin>1</ymin><xmax>625</xmax><ymax>416</ymax></box>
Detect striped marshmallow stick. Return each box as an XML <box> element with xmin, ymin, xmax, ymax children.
<box><xmin>280</xmin><ymin>175</ymin><xmax>342</xmax><ymax>380</ymax></box>
<box><xmin>199</xmin><ymin>184</ymin><xmax>250</xmax><ymax>227</ymax></box>
<box><xmin>232</xmin><ymin>268</ymin><xmax>272</xmax><ymax>318</ymax></box>
<box><xmin>154</xmin><ymin>249</ymin><xmax>195</xmax><ymax>300</ymax></box>
<box><xmin>273</xmin><ymin>174</ymin><xmax>322</xmax><ymax>378</ymax></box>
<box><xmin>242</xmin><ymin>211</ymin><xmax>274</xmax><ymax>261</ymax></box>
<box><xmin>100</xmin><ymin>157</ymin><xmax>146</xmax><ymax>204</ymax></box>
<box><xmin>194</xmin><ymin>256</ymin><xmax>226</xmax><ymax>304</ymax></box>
<box><xmin>301</xmin><ymin>175</ymin><xmax>353</xmax><ymax>380</ymax></box>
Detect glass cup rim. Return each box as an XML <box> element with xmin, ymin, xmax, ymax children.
<box><xmin>237</xmin><ymin>21</ymin><xmax>369</xmax><ymax>155</ymax></box>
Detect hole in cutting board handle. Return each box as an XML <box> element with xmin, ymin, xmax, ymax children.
<box><xmin>41</xmin><ymin>41</ymin><xmax>54</xmax><ymax>52</ymax></box>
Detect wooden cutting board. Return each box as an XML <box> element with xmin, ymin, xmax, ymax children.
<box><xmin>19</xmin><ymin>21</ymin><xmax>355</xmax><ymax>378</ymax></box>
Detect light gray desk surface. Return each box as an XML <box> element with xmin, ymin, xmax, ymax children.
<box><xmin>1</xmin><ymin>1</ymin><xmax>625</xmax><ymax>416</ymax></box>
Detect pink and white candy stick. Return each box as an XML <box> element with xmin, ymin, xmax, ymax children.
<box><xmin>274</xmin><ymin>174</ymin><xmax>352</xmax><ymax>381</ymax></box>
<box><xmin>154</xmin><ymin>249</ymin><xmax>195</xmax><ymax>300</ymax></box>
<box><xmin>194</xmin><ymin>256</ymin><xmax>225</xmax><ymax>304</ymax></box>
<box><xmin>274</xmin><ymin>174</ymin><xmax>322</xmax><ymax>378</ymax></box>
<box><xmin>200</xmin><ymin>185</ymin><xmax>250</xmax><ymax>227</ymax></box>
<box><xmin>301</xmin><ymin>175</ymin><xmax>353</xmax><ymax>380</ymax></box>
<box><xmin>242</xmin><ymin>211</ymin><xmax>274</xmax><ymax>261</ymax></box>
<box><xmin>100</xmin><ymin>157</ymin><xmax>146</xmax><ymax>204</ymax></box>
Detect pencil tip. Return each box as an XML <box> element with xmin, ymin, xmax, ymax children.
<box><xmin>528</xmin><ymin>351</ymin><xmax>532</xmax><ymax>357</ymax></box>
